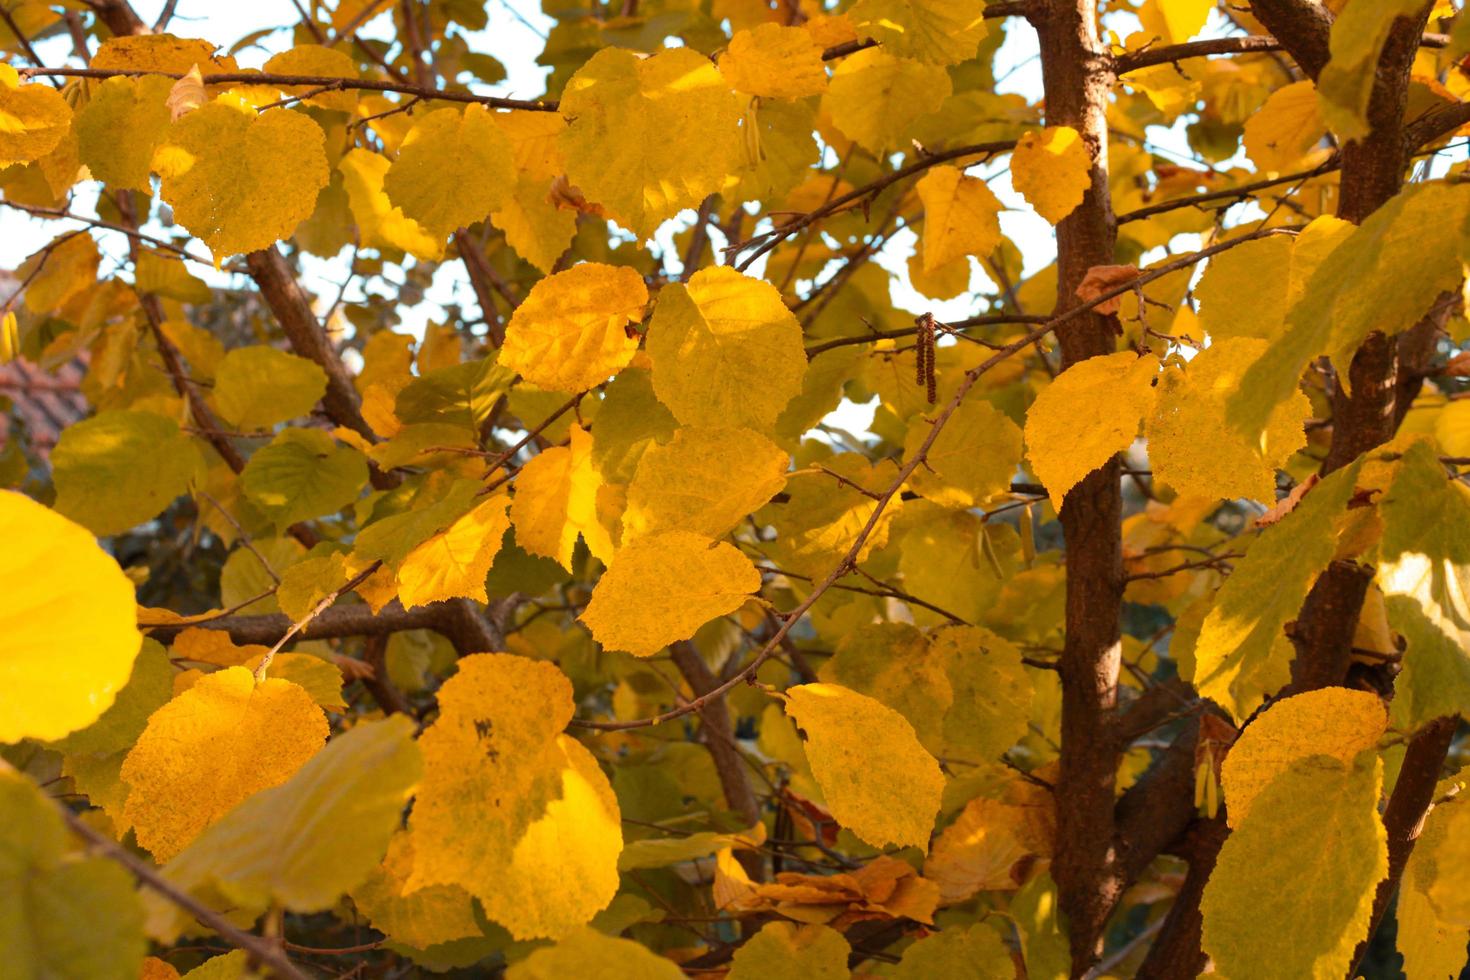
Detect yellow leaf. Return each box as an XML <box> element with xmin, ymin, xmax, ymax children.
<box><xmin>506</xmin><ymin>926</ymin><xmax>684</xmax><ymax>979</ymax></box>
<box><xmin>915</xmin><ymin>164</ymin><xmax>1002</xmax><ymax>271</ymax></box>
<box><xmin>0</xmin><ymin>64</ymin><xmax>73</xmax><ymax>167</ymax></box>
<box><xmin>494</xmin><ymin>109</ymin><xmax>566</xmax><ymax>181</ymax></box>
<box><xmin>622</xmin><ymin>426</ymin><xmax>789</xmax><ymax>542</ymax></box>
<box><xmin>1194</xmin><ymin>216</ymin><xmax>1352</xmax><ymax>343</ymax></box>
<box><xmin>353</xmin><ymin>832</ymin><xmax>487</xmax><ymax>951</ymax></box>
<box><xmin>781</xmin><ymin>683</ymin><xmax>945</xmax><ymax>850</ymax></box>
<box><xmin>76</xmin><ymin>75</ymin><xmax>173</xmax><ymax>191</ymax></box>
<box><xmin>647</xmin><ymin>266</ymin><xmax>807</xmax><ymax>434</ymax></box>
<box><xmin>1190</xmin><ymin>459</ymin><xmax>1363</xmax><ymax>721</ymax></box>
<box><xmin>1221</xmin><ymin>688</ymin><xmax>1386</xmax><ymax>828</ymax></box>
<box><xmin>728</xmin><ymin>922</ymin><xmax>851</xmax><ymax>979</ymax></box>
<box><xmin>120</xmin><ymin>666</ymin><xmax>327</xmax><ymax>861</ymax></box>
<box><xmin>406</xmin><ymin>654</ymin><xmax>622</xmax><ymax>939</ymax></box>
<box><xmin>1201</xmin><ymin>754</ymin><xmax>1386</xmax><ymax>980</ymax></box>
<box><xmin>383</xmin><ymin>105</ymin><xmax>514</xmax><ymax>239</ymax></box>
<box><xmin>491</xmin><ymin>173</ymin><xmax>578</xmax><ymax>273</ymax></box>
<box><xmin>152</xmin><ymin>102</ymin><xmax>329</xmax><ymax>259</ymax></box>
<box><xmin>847</xmin><ymin>0</ymin><xmax>987</xmax><ymax>65</ymax></box>
<box><xmin>245</xmin><ymin>652</ymin><xmax>346</xmax><ymax>711</ymax></box>
<box><xmin>1147</xmin><ymin>338</ymin><xmax>1310</xmax><ymax>502</ymax></box>
<box><xmin>581</xmin><ymin>530</ymin><xmax>761</xmax><ymax>656</ymax></box>
<box><xmin>338</xmin><ymin>148</ymin><xmax>444</xmax><ymax>260</ymax></box>
<box><xmin>263</xmin><ymin>44</ymin><xmax>359</xmax><ymax>112</ymax></box>
<box><xmin>925</xmin><ymin>781</ymin><xmax>1054</xmax><ymax>901</ymax></box>
<box><xmin>0</xmin><ymin>491</ymin><xmax>142</xmax><ymax>743</ymax></box>
<box><xmin>500</xmin><ymin>263</ymin><xmax>648</xmax><ymax>393</ymax></box>
<box><xmin>905</xmin><ymin>397</ymin><xmax>1022</xmax><ymax>508</ymax></box>
<box><xmin>1398</xmin><ymin>790</ymin><xmax>1470</xmax><ymax>975</ymax></box>
<box><xmin>1137</xmin><ymin>0</ymin><xmax>1213</xmax><ymax>43</ymax></box>
<box><xmin>894</xmin><ymin>922</ymin><xmax>1016</xmax><ymax>979</ymax></box>
<box><xmin>930</xmin><ymin>625</ymin><xmax>1034</xmax><ymax>761</ymax></box>
<box><xmin>144</xmin><ymin>716</ymin><xmax>421</xmax><ymax>940</ymax></box>
<box><xmin>908</xmin><ymin>248</ymin><xmax>969</xmax><ymax>300</ymax></box>
<box><xmin>718</xmin><ymin>24</ymin><xmax>829</xmax><ymax>99</ymax></box>
<box><xmin>397</xmin><ymin>493</ymin><xmax>511</xmax><ymax>608</ymax></box>
<box><xmin>559</xmin><ymin>46</ymin><xmax>744</xmax><ymax>239</ymax></box>
<box><xmin>823</xmin><ymin>49</ymin><xmax>951</xmax><ymax>154</ymax></box>
<box><xmin>1243</xmin><ymin>79</ymin><xmax>1329</xmax><ymax>173</ymax></box>
<box><xmin>1378</xmin><ymin>440</ymin><xmax>1470</xmax><ymax>727</ymax></box>
<box><xmin>92</xmin><ymin>34</ymin><xmax>236</xmax><ymax>75</ymax></box>
<box><xmin>1010</xmin><ymin>126</ymin><xmax>1091</xmax><ymax>224</ymax></box>
<box><xmin>768</xmin><ymin>453</ymin><xmax>903</xmax><ymax>577</ymax></box>
<box><xmin>1025</xmin><ymin>352</ymin><xmax>1158</xmax><ymax>509</ymax></box>
<box><xmin>510</xmin><ymin>424</ymin><xmax>614</xmax><ymax>571</ymax></box>
<box><xmin>819</xmin><ymin>623</ymin><xmax>953</xmax><ymax>752</ymax></box>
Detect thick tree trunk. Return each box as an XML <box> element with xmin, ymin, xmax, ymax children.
<box><xmin>1029</xmin><ymin>1</ymin><xmax>1124</xmax><ymax>970</ymax></box>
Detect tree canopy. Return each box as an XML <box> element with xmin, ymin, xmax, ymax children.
<box><xmin>3</xmin><ymin>0</ymin><xmax>1470</xmax><ymax>976</ymax></box>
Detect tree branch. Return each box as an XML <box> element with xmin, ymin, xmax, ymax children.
<box><xmin>15</xmin><ymin>66</ymin><xmax>558</xmax><ymax>112</ymax></box>
<box><xmin>55</xmin><ymin>800</ymin><xmax>309</xmax><ymax>980</ymax></box>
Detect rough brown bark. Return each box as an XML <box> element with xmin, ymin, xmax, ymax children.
<box><xmin>146</xmin><ymin>597</ymin><xmax>506</xmax><ymax>653</ymax></box>
<box><xmin>1348</xmin><ymin>716</ymin><xmax>1458</xmax><ymax>976</ymax></box>
<box><xmin>245</xmin><ymin>247</ymin><xmax>377</xmax><ymax>445</ymax></box>
<box><xmin>1247</xmin><ymin>0</ymin><xmax>1333</xmax><ymax>77</ymax></box>
<box><xmin>1029</xmin><ymin>0</ymin><xmax>1124</xmax><ymax>969</ymax></box>
<box><xmin>1134</xmin><ymin>818</ymin><xmax>1227</xmax><ymax>980</ymax></box>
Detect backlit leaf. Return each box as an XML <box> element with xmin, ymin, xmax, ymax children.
<box><xmin>406</xmin><ymin>654</ymin><xmax>622</xmax><ymax>939</ymax></box>
<box><xmin>581</xmin><ymin>530</ymin><xmax>761</xmax><ymax>657</ymax></box>
<box><xmin>1202</xmin><ymin>753</ymin><xmax>1386</xmax><ymax>980</ymax></box>
<box><xmin>1317</xmin><ymin>0</ymin><xmax>1429</xmax><ymax>140</ymax></box>
<box><xmin>506</xmin><ymin>926</ymin><xmax>683</xmax><ymax>979</ymax></box>
<box><xmin>905</xmin><ymin>397</ymin><xmax>1022</xmax><ymax>508</ymax></box>
<box><xmin>781</xmin><ymin>683</ymin><xmax>945</xmax><ymax>850</ymax></box>
<box><xmin>728</xmin><ymin>922</ymin><xmax>851</xmax><ymax>980</ymax></box>
<box><xmin>120</xmin><ymin>666</ymin><xmax>328</xmax><ymax>861</ymax></box>
<box><xmin>212</xmin><ymin>345</ymin><xmax>329</xmax><ymax>430</ymax></box>
<box><xmin>240</xmin><ymin>427</ymin><xmax>368</xmax><ymax>528</ymax></box>
<box><xmin>718</xmin><ymin>24</ymin><xmax>829</xmax><ymax>99</ymax></box>
<box><xmin>647</xmin><ymin>266</ymin><xmax>807</xmax><ymax>434</ymax></box>
<box><xmin>1190</xmin><ymin>459</ymin><xmax>1362</xmax><ymax>721</ymax></box>
<box><xmin>510</xmin><ymin>424</ymin><xmax>614</xmax><ymax>571</ymax></box>
<box><xmin>383</xmin><ymin>105</ymin><xmax>514</xmax><ymax>239</ymax></box>
<box><xmin>559</xmin><ymin>46</ymin><xmax>744</xmax><ymax>239</ymax></box>
<box><xmin>0</xmin><ymin>491</ymin><xmax>143</xmax><ymax>743</ymax></box>
<box><xmin>1025</xmin><ymin>352</ymin><xmax>1158</xmax><ymax>508</ymax></box>
<box><xmin>915</xmin><ymin>164</ymin><xmax>1003</xmax><ymax>271</ymax></box>
<box><xmin>823</xmin><ymin>49</ymin><xmax>951</xmax><ymax>153</ymax></box>
<box><xmin>144</xmin><ymin>716</ymin><xmax>421</xmax><ymax>939</ymax></box>
<box><xmin>848</xmin><ymin>0</ymin><xmax>986</xmax><ymax>65</ymax></box>
<box><xmin>76</xmin><ymin>76</ymin><xmax>174</xmax><ymax>191</ymax></box>
<box><xmin>0</xmin><ymin>64</ymin><xmax>72</xmax><ymax>167</ymax></box>
<box><xmin>52</xmin><ymin>411</ymin><xmax>201</xmax><ymax>537</ymax></box>
<box><xmin>1220</xmin><ymin>688</ymin><xmax>1387</xmax><ymax>827</ymax></box>
<box><xmin>397</xmin><ymin>492</ymin><xmax>511</xmax><ymax>608</ymax></box>
<box><xmin>1010</xmin><ymin>126</ymin><xmax>1091</xmax><ymax>223</ymax></box>
<box><xmin>152</xmin><ymin>102</ymin><xmax>329</xmax><ymax>258</ymax></box>
<box><xmin>500</xmin><ymin>263</ymin><xmax>648</xmax><ymax>394</ymax></box>
<box><xmin>622</xmin><ymin>426</ymin><xmax>789</xmax><ymax>541</ymax></box>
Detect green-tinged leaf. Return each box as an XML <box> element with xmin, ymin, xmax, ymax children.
<box><xmin>1378</xmin><ymin>440</ymin><xmax>1470</xmax><ymax>728</ymax></box>
<box><xmin>781</xmin><ymin>683</ymin><xmax>945</xmax><ymax>850</ymax></box>
<box><xmin>144</xmin><ymin>716</ymin><xmax>421</xmax><ymax>941</ymax></box>
<box><xmin>1230</xmin><ymin>182</ymin><xmax>1470</xmax><ymax>438</ymax></box>
<box><xmin>0</xmin><ymin>768</ymin><xmax>147</xmax><ymax>979</ymax></box>
<box><xmin>212</xmin><ymin>346</ymin><xmax>329</xmax><ymax>430</ymax></box>
<box><xmin>52</xmin><ymin>411</ymin><xmax>200</xmax><ymax>536</ymax></box>
<box><xmin>1190</xmin><ymin>458</ymin><xmax>1363</xmax><ymax>721</ymax></box>
<box><xmin>241</xmin><ymin>427</ymin><xmax>367</xmax><ymax>528</ymax></box>
<box><xmin>1202</xmin><ymin>753</ymin><xmax>1387</xmax><ymax>980</ymax></box>
<box><xmin>506</xmin><ymin>926</ymin><xmax>684</xmax><ymax>979</ymax></box>
<box><xmin>729</xmin><ymin>922</ymin><xmax>851</xmax><ymax>980</ymax></box>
